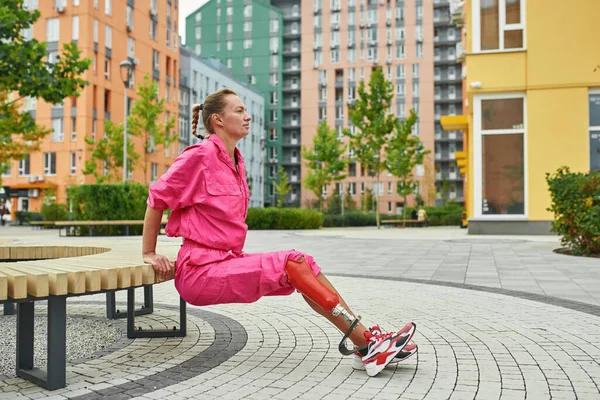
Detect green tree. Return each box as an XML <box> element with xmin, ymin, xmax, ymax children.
<box><xmin>386</xmin><ymin>110</ymin><xmax>430</xmax><ymax>226</ymax></box>
<box><xmin>127</xmin><ymin>74</ymin><xmax>176</xmax><ymax>184</ymax></box>
<box><xmin>0</xmin><ymin>0</ymin><xmax>91</xmax><ymax>183</ymax></box>
<box><xmin>343</xmin><ymin>67</ymin><xmax>396</xmax><ymax>228</ymax></box>
<box><xmin>273</xmin><ymin>166</ymin><xmax>292</xmax><ymax>207</ymax></box>
<box><xmin>83</xmin><ymin>120</ymin><xmax>140</xmax><ymax>183</ymax></box>
<box><xmin>302</xmin><ymin>120</ymin><xmax>348</xmax><ymax>211</ymax></box>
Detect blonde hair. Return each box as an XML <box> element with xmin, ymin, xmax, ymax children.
<box><xmin>191</xmin><ymin>88</ymin><xmax>238</xmax><ymax>138</ymax></box>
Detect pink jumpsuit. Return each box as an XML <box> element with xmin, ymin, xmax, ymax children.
<box><xmin>147</xmin><ymin>135</ymin><xmax>322</xmax><ymax>306</ymax></box>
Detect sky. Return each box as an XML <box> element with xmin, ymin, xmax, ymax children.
<box><xmin>178</xmin><ymin>0</ymin><xmax>209</xmax><ymax>44</ymax></box>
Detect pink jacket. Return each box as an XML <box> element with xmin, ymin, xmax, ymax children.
<box><xmin>147</xmin><ymin>135</ymin><xmax>250</xmax><ymax>267</ymax></box>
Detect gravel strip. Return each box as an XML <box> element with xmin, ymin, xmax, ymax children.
<box><xmin>0</xmin><ymin>314</ymin><xmax>123</xmax><ymax>379</ymax></box>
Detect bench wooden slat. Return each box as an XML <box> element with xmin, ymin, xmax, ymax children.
<box><xmin>0</xmin><ymin>268</ymin><xmax>28</xmax><ymax>299</ymax></box>
<box><xmin>5</xmin><ymin>264</ymin><xmax>68</xmax><ymax>296</ymax></box>
<box><xmin>0</xmin><ymin>266</ymin><xmax>48</xmax><ymax>298</ymax></box>
<box><xmin>41</xmin><ymin>260</ymin><xmax>101</xmax><ymax>292</ymax></box>
<box><xmin>0</xmin><ymin>271</ymin><xmax>7</xmax><ymax>301</ymax></box>
<box><xmin>54</xmin><ymin>259</ymin><xmax>119</xmax><ymax>290</ymax></box>
<box><xmin>18</xmin><ymin>262</ymin><xmax>85</xmax><ymax>294</ymax></box>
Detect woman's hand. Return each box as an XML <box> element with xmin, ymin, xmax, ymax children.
<box><xmin>143</xmin><ymin>252</ymin><xmax>175</xmax><ymax>282</ymax></box>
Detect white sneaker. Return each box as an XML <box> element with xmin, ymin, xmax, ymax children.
<box><xmin>360</xmin><ymin>322</ymin><xmax>416</xmax><ymax>377</ymax></box>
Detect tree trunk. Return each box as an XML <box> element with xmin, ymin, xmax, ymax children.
<box><xmin>403</xmin><ymin>193</ymin><xmax>408</xmax><ymax>228</ymax></box>
<box><xmin>375</xmin><ymin>171</ymin><xmax>381</xmax><ymax>229</ymax></box>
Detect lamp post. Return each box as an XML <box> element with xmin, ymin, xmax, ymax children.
<box><xmin>119</xmin><ymin>60</ymin><xmax>133</xmax><ymax>183</ymax></box>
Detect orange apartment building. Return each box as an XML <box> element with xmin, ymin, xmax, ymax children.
<box><xmin>2</xmin><ymin>0</ymin><xmax>179</xmax><ymax>216</ymax></box>
<box><xmin>300</xmin><ymin>0</ymin><xmax>435</xmax><ymax>214</ymax></box>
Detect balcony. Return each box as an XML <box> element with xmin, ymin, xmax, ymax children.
<box><xmin>282</xmin><ymin>85</ymin><xmax>301</xmax><ymax>93</ymax></box>
<box><xmin>450</xmin><ymin>0</ymin><xmax>464</xmax><ymax>27</ymax></box>
<box><xmin>456</xmin><ymin>42</ymin><xmax>466</xmax><ymax>62</ymax></box>
<box><xmin>283</xmin><ymin>30</ymin><xmax>301</xmax><ymax>39</ymax></box>
<box><xmin>283</xmin><ymin>47</ymin><xmax>301</xmax><ymax>57</ymax></box>
<box><xmin>283</xmin><ymin>13</ymin><xmax>300</xmax><ymax>22</ymax></box>
<box><xmin>282</xmin><ymin>102</ymin><xmax>301</xmax><ymax>110</ymax></box>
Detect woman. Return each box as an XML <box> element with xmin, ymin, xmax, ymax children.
<box><xmin>142</xmin><ymin>88</ymin><xmax>417</xmax><ymax>376</ymax></box>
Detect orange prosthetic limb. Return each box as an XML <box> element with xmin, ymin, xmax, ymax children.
<box><xmin>285</xmin><ymin>258</ymin><xmax>365</xmax><ymax>355</ymax></box>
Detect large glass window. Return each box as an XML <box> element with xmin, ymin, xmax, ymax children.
<box><xmin>477</xmin><ymin>96</ymin><xmax>525</xmax><ymax>216</ymax></box>
<box><xmin>477</xmin><ymin>0</ymin><xmax>523</xmax><ymax>51</ymax></box>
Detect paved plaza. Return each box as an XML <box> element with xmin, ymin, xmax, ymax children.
<box><xmin>1</xmin><ymin>226</ymin><xmax>599</xmax><ymax>399</ymax></box>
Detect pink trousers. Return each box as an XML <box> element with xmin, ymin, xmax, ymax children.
<box><xmin>174</xmin><ymin>249</ymin><xmax>322</xmax><ymax>307</ymax></box>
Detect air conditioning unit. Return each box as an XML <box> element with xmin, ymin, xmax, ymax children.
<box><xmin>36</xmin><ymin>175</ymin><xmax>44</xmax><ymax>182</ymax></box>
<box><xmin>332</xmin><ymin>23</ymin><xmax>339</xmax><ymax>30</ymax></box>
<box><xmin>272</xmin><ymin>48</ymin><xmax>278</xmax><ymax>54</ymax></box>
<box><xmin>416</xmin><ymin>33</ymin><xmax>423</xmax><ymax>42</ymax></box>
<box><xmin>386</xmin><ymin>18</ymin><xmax>391</xmax><ymax>26</ymax></box>
<box><xmin>367</xmin><ymin>22</ymin><xmax>372</xmax><ymax>28</ymax></box>
<box><xmin>347</xmin><ymin>41</ymin><xmax>354</xmax><ymax>48</ymax></box>
<box><xmin>313</xmin><ymin>43</ymin><xmax>320</xmax><ymax>50</ymax></box>
<box><xmin>319</xmin><ymin>82</ymin><xmax>327</xmax><ymax>88</ymax></box>
<box><xmin>313</xmin><ymin>62</ymin><xmax>319</xmax><ymax>69</ymax></box>
<box><xmin>373</xmin><ymin>59</ymin><xmax>379</xmax><ymax>64</ymax></box>
<box><xmin>386</xmin><ymin>39</ymin><xmax>392</xmax><ymax>45</ymax></box>
<box><xmin>28</xmin><ymin>189</ymin><xmax>39</xmax><ymax>198</ymax></box>
<box><xmin>57</xmin><ymin>6</ymin><xmax>65</xmax><ymax>13</ymax></box>
<box><xmin>126</xmin><ymin>21</ymin><xmax>133</xmax><ymax>32</ymax></box>
<box><xmin>330</xmin><ymin>43</ymin><xmax>338</xmax><ymax>49</ymax></box>
<box><xmin>359</xmin><ymin>22</ymin><xmax>365</xmax><ymax>28</ymax></box>
<box><xmin>386</xmin><ymin>57</ymin><xmax>392</xmax><ymax>64</ymax></box>
<box><xmin>27</xmin><ymin>176</ymin><xmax>36</xmax><ymax>183</ymax></box>
<box><xmin>150</xmin><ymin>8</ymin><xmax>158</xmax><ymax>17</ymax></box>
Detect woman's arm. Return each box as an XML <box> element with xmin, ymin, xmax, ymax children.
<box><xmin>142</xmin><ymin>205</ymin><xmax>174</xmax><ymax>281</ymax></box>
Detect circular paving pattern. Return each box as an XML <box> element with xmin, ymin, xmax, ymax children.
<box><xmin>1</xmin><ymin>277</ymin><xmax>600</xmax><ymax>400</ymax></box>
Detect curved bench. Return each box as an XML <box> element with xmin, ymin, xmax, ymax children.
<box><xmin>0</xmin><ymin>245</ymin><xmax>185</xmax><ymax>390</ymax></box>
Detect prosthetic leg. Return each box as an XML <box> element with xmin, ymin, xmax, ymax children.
<box><xmin>285</xmin><ymin>258</ymin><xmax>368</xmax><ymax>356</ymax></box>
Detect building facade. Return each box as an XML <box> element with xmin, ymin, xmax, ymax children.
<box><xmin>2</xmin><ymin>0</ymin><xmax>180</xmax><ymax>214</ymax></box>
<box><xmin>179</xmin><ymin>46</ymin><xmax>266</xmax><ymax>207</ymax></box>
<box><xmin>442</xmin><ymin>0</ymin><xmax>600</xmax><ymax>234</ymax></box>
<box><xmin>300</xmin><ymin>0</ymin><xmax>436</xmax><ymax>213</ymax></box>
<box><xmin>186</xmin><ymin>0</ymin><xmax>295</xmax><ymax>207</ymax></box>
<box><xmin>433</xmin><ymin>0</ymin><xmax>464</xmax><ymax>205</ymax></box>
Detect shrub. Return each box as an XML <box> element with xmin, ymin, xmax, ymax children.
<box><xmin>41</xmin><ymin>203</ymin><xmax>68</xmax><ymax>224</ymax></box>
<box><xmin>246</xmin><ymin>208</ymin><xmax>323</xmax><ymax>230</ymax></box>
<box><xmin>323</xmin><ymin>211</ymin><xmax>376</xmax><ymax>227</ymax></box>
<box><xmin>14</xmin><ymin>211</ymin><xmax>43</xmax><ymax>225</ymax></box>
<box><xmin>546</xmin><ymin>167</ymin><xmax>600</xmax><ymax>255</ymax></box>
<box><xmin>67</xmin><ymin>183</ymin><xmax>149</xmax><ymax>235</ymax></box>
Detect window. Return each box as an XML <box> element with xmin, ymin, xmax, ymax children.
<box><xmin>244</xmin><ymin>5</ymin><xmax>252</xmax><ymax>17</ymax></box>
<box><xmin>71</xmin><ymin>117</ymin><xmax>76</xmax><ymax>141</ymax></box>
<box><xmin>52</xmin><ymin>118</ymin><xmax>64</xmax><ymax>142</ymax></box>
<box><xmin>19</xmin><ymin>155</ymin><xmax>30</xmax><ymax>176</ymax></box>
<box><xmin>271</xmin><ymin>19</ymin><xmax>279</xmax><ymax>33</ymax></box>
<box><xmin>416</xmin><ymin>43</ymin><xmax>423</xmax><ymax>58</ymax></box>
<box><xmin>150</xmin><ymin>20</ymin><xmax>157</xmax><ymax>40</ymax></box>
<box><xmin>151</xmin><ymin>163</ymin><xmax>158</xmax><ymax>182</ymax></box>
<box><xmin>127</xmin><ymin>6</ymin><xmax>134</xmax><ymax>30</ymax></box>
<box><xmin>244</xmin><ymin>22</ymin><xmax>251</xmax><ymax>32</ymax></box>
<box><xmin>72</xmin><ymin>16</ymin><xmax>79</xmax><ymax>41</ymax></box>
<box><xmin>46</xmin><ymin>18</ymin><xmax>59</xmax><ymax>42</ymax></box>
<box><xmin>105</xmin><ymin>0</ymin><xmax>111</xmax><ymax>15</ymax></box>
<box><xmin>474</xmin><ymin>0</ymin><xmax>524</xmax><ymax>52</ymax></box>
<box><xmin>93</xmin><ymin>19</ymin><xmax>98</xmax><ymax>43</ymax></box>
<box><xmin>227</xmin><ymin>41</ymin><xmax>232</xmax><ymax>51</ymax></box>
<box><xmin>589</xmin><ymin>92</ymin><xmax>600</xmax><ymax>171</ymax></box>
<box><xmin>153</xmin><ymin>50</ymin><xmax>159</xmax><ymax>71</ymax></box>
<box><xmin>44</xmin><ymin>152</ymin><xmax>57</xmax><ymax>175</ymax></box>
<box><xmin>105</xmin><ymin>25</ymin><xmax>112</xmax><ymax>49</ymax></box>
<box><xmin>244</xmin><ymin>57</ymin><xmax>251</xmax><ymax>67</ymax></box>
<box><xmin>69</xmin><ymin>152</ymin><xmax>76</xmax><ymax>175</ymax></box>
<box><xmin>412</xmin><ymin>64</ymin><xmax>419</xmax><ymax>78</ymax></box>
<box><xmin>244</xmin><ymin>39</ymin><xmax>252</xmax><ymax>49</ymax></box>
<box><xmin>475</xmin><ymin>94</ymin><xmax>526</xmax><ymax>217</ymax></box>
<box><xmin>1</xmin><ymin>163</ymin><xmax>10</xmax><ymax>178</ymax></box>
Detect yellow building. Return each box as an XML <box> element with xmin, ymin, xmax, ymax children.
<box><xmin>442</xmin><ymin>0</ymin><xmax>600</xmax><ymax>234</ymax></box>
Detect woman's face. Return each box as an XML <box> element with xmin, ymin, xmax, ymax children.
<box><xmin>213</xmin><ymin>95</ymin><xmax>252</xmax><ymax>141</ymax></box>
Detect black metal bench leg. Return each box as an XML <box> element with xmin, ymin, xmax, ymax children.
<box><xmin>17</xmin><ymin>302</ymin><xmax>34</xmax><ymax>371</ymax></box>
<box><xmin>127</xmin><ymin>287</ymin><xmax>186</xmax><ymax>339</ymax></box>
<box><xmin>16</xmin><ymin>297</ymin><xmax>67</xmax><ymax>390</ymax></box>
<box><xmin>106</xmin><ymin>286</ymin><xmax>154</xmax><ymax>319</ymax></box>
<box><xmin>4</xmin><ymin>302</ymin><xmax>15</xmax><ymax>315</ymax></box>
<box><xmin>47</xmin><ymin>296</ymin><xmax>67</xmax><ymax>389</ymax></box>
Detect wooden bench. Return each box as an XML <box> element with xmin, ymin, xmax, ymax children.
<box><xmin>30</xmin><ymin>221</ymin><xmax>57</xmax><ymax>230</ymax></box>
<box><xmin>0</xmin><ymin>245</ymin><xmax>185</xmax><ymax>390</ymax></box>
<box><xmin>381</xmin><ymin>219</ymin><xmax>425</xmax><ymax>228</ymax></box>
<box><xmin>55</xmin><ymin>219</ymin><xmax>168</xmax><ymax>237</ymax></box>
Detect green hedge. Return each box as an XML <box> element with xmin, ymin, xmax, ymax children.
<box><xmin>14</xmin><ymin>211</ymin><xmax>43</xmax><ymax>225</ymax></box>
<box><xmin>322</xmin><ymin>205</ymin><xmax>463</xmax><ymax>227</ymax></box>
<box><xmin>41</xmin><ymin>203</ymin><xmax>68</xmax><ymax>225</ymax></box>
<box><xmin>67</xmin><ymin>183</ymin><xmax>149</xmax><ymax>235</ymax></box>
<box><xmin>246</xmin><ymin>208</ymin><xmax>323</xmax><ymax>229</ymax></box>
<box><xmin>546</xmin><ymin>167</ymin><xmax>600</xmax><ymax>255</ymax></box>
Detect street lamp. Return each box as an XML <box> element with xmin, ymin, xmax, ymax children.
<box><xmin>120</xmin><ymin>60</ymin><xmax>133</xmax><ymax>183</ymax></box>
